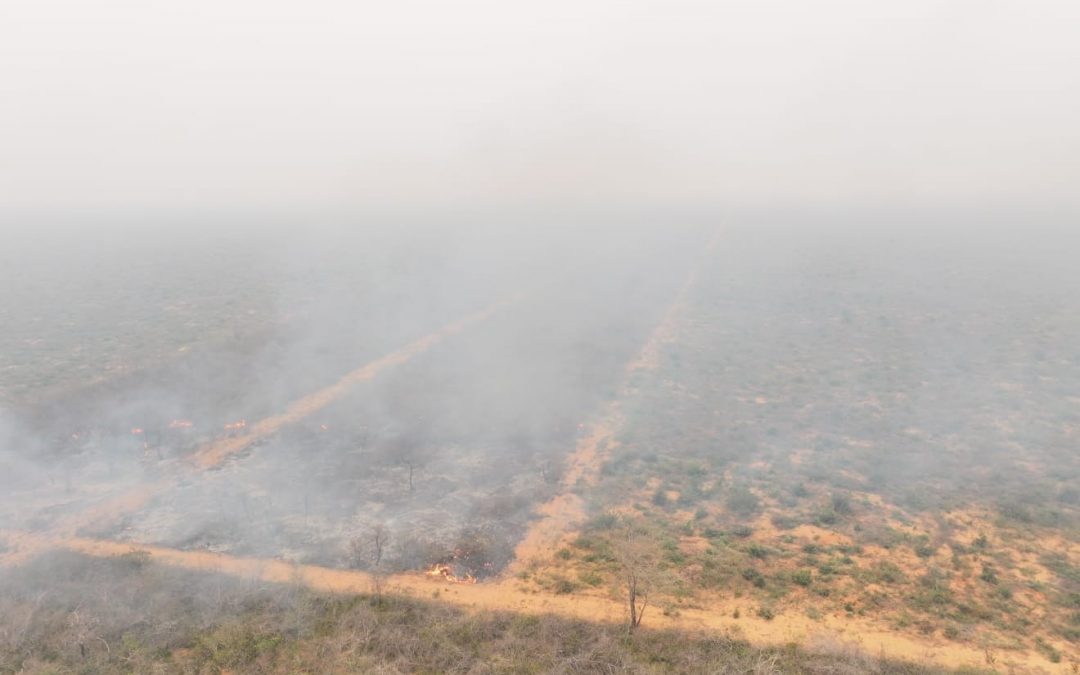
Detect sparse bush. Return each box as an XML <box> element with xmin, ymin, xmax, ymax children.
<box><xmin>915</xmin><ymin>543</ymin><xmax>936</xmax><ymax>559</ymax></box>
<box><xmin>652</xmin><ymin>488</ymin><xmax>671</xmax><ymax>507</ymax></box>
<box><xmin>732</xmin><ymin>525</ymin><xmax>754</xmax><ymax>538</ymax></box>
<box><xmin>1034</xmin><ymin>637</ymin><xmax>1062</xmax><ymax>663</ymax></box>
<box><xmin>726</xmin><ymin>487</ymin><xmax>760</xmax><ymax>516</ymax></box>
<box><xmin>741</xmin><ymin>568</ymin><xmax>767</xmax><ymax>588</ymax></box>
<box><xmin>830</xmin><ymin>492</ymin><xmax>852</xmax><ymax>515</ymax></box>
<box><xmin>551</xmin><ymin>578</ymin><xmax>579</xmax><ymax>594</ymax></box>
<box><xmin>866</xmin><ymin>561</ymin><xmax>906</xmax><ymax>585</ymax></box>
<box><xmin>578</xmin><ymin>571</ymin><xmax>603</xmax><ymax>587</ymax></box>
<box><xmin>814</xmin><ymin>507</ymin><xmax>838</xmax><ymax>526</ymax></box>
<box><xmin>771</xmin><ymin>513</ymin><xmax>801</xmax><ymax>530</ymax></box>
<box><xmin>586</xmin><ymin>513</ymin><xmax>618</xmax><ymax>531</ymax></box>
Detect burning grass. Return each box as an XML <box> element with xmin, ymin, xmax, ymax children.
<box><xmin>425</xmin><ymin>562</ymin><xmax>478</xmax><ymax>584</ymax></box>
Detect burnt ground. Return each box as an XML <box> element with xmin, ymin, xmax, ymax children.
<box><xmin>1</xmin><ymin>225</ymin><xmax>706</xmax><ymax>579</ymax></box>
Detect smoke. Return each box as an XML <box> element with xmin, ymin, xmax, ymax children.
<box><xmin>0</xmin><ymin>5</ymin><xmax>1077</xmax><ymax>663</ymax></box>
<box><xmin>1</xmin><ymin>0</ymin><xmax>1078</xmax><ymax>222</ymax></box>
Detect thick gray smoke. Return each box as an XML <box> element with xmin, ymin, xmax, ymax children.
<box><xmin>1</xmin><ymin>0</ymin><xmax>1078</xmax><ymax>221</ymax></box>
<box><xmin>0</xmin><ymin>6</ymin><xmax>1077</xmax><ymax>668</ymax></box>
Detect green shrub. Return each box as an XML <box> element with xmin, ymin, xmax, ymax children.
<box><xmin>830</xmin><ymin>493</ymin><xmax>852</xmax><ymax>515</ymax></box>
<box><xmin>586</xmin><ymin>513</ymin><xmax>618</xmax><ymax>531</ymax></box>
<box><xmin>814</xmin><ymin>507</ymin><xmax>838</xmax><ymax>526</ymax></box>
<box><xmin>552</xmin><ymin>578</ymin><xmax>579</xmax><ymax>594</ymax></box>
<box><xmin>578</xmin><ymin>571</ymin><xmax>603</xmax><ymax>587</ymax></box>
<box><xmin>770</xmin><ymin>514</ymin><xmax>800</xmax><ymax>530</ymax></box>
<box><xmin>727</xmin><ymin>487</ymin><xmax>760</xmax><ymax>516</ymax></box>
<box><xmin>741</xmin><ymin>568</ymin><xmax>766</xmax><ymax>588</ymax></box>
<box><xmin>915</xmin><ymin>544</ymin><xmax>935</xmax><ymax>559</ymax></box>
<box><xmin>866</xmin><ymin>561</ymin><xmax>906</xmax><ymax>585</ymax></box>
<box><xmin>747</xmin><ymin>544</ymin><xmax>769</xmax><ymax>560</ymax></box>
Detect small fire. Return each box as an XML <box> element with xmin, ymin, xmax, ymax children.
<box><xmin>168</xmin><ymin>419</ymin><xmax>194</xmax><ymax>429</ymax></box>
<box><xmin>424</xmin><ymin>563</ymin><xmax>476</xmax><ymax>584</ymax></box>
<box><xmin>319</xmin><ymin>424</ymin><xmax>329</xmax><ymax>432</ymax></box>
<box><xmin>224</xmin><ymin>419</ymin><xmax>247</xmax><ymax>431</ymax></box>
<box><xmin>131</xmin><ymin>427</ymin><xmax>144</xmax><ymax>435</ymax></box>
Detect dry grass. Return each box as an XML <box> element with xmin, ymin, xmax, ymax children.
<box><xmin>0</xmin><ymin>550</ymin><xmax>971</xmax><ymax>675</ymax></box>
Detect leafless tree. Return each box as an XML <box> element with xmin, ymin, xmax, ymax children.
<box><xmin>615</xmin><ymin>521</ymin><xmax>651</xmax><ymax>633</ymax></box>
<box><xmin>349</xmin><ymin>524</ymin><xmax>392</xmax><ymax>599</ymax></box>
<box><xmin>403</xmin><ymin>459</ymin><xmax>415</xmax><ymax>493</ymax></box>
<box><xmin>68</xmin><ymin>608</ymin><xmax>108</xmax><ymax>660</ymax></box>
<box><xmin>370</xmin><ymin>524</ymin><xmax>391</xmax><ymax>601</ymax></box>
<box><xmin>348</xmin><ymin>537</ymin><xmax>365</xmax><ymax>569</ymax></box>
<box><xmin>626</xmin><ymin>567</ymin><xmax>648</xmax><ymax>632</ymax></box>
<box><xmin>371</xmin><ymin>524</ymin><xmax>389</xmax><ymax>567</ymax></box>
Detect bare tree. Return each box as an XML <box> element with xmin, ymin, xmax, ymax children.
<box><xmin>615</xmin><ymin>520</ymin><xmax>651</xmax><ymax>633</ymax></box>
<box><xmin>371</xmin><ymin>524</ymin><xmax>389</xmax><ymax>567</ymax></box>
<box><xmin>403</xmin><ymin>459</ymin><xmax>415</xmax><ymax>493</ymax></box>
<box><xmin>370</xmin><ymin>524</ymin><xmax>390</xmax><ymax>601</ymax></box>
<box><xmin>626</xmin><ymin>566</ymin><xmax>648</xmax><ymax>632</ymax></box>
<box><xmin>349</xmin><ymin>524</ymin><xmax>392</xmax><ymax>600</ymax></box>
<box><xmin>68</xmin><ymin>608</ymin><xmax>108</xmax><ymax>661</ymax></box>
<box><xmin>348</xmin><ymin>537</ymin><xmax>365</xmax><ymax>569</ymax></box>
<box><xmin>373</xmin><ymin>427</ymin><xmax>431</xmax><ymax>496</ymax></box>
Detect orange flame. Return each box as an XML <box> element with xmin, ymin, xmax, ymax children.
<box><xmin>424</xmin><ymin>563</ymin><xmax>476</xmax><ymax>584</ymax></box>
<box><xmin>131</xmin><ymin>427</ymin><xmax>144</xmax><ymax>435</ymax></box>
<box><xmin>223</xmin><ymin>420</ymin><xmax>247</xmax><ymax>431</ymax></box>
<box><xmin>168</xmin><ymin>419</ymin><xmax>194</xmax><ymax>429</ymax></box>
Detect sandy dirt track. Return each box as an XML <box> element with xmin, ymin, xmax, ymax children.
<box><xmin>192</xmin><ymin>292</ymin><xmax>526</xmax><ymax>469</ymax></box>
<box><xmin>510</xmin><ymin>228</ymin><xmax>722</xmax><ymax>570</ymax></box>
<box><xmin>0</xmin><ymin>295</ymin><xmax>524</xmax><ymax>567</ymax></box>
<box><xmin>0</xmin><ymin>532</ymin><xmax>1051</xmax><ymax>673</ymax></box>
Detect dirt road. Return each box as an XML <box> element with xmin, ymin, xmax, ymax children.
<box><xmin>510</xmin><ymin>228</ymin><xmax>721</xmax><ymax>571</ymax></box>
<box><xmin>0</xmin><ymin>294</ymin><xmax>524</xmax><ymax>567</ymax></box>
<box><xmin>14</xmin><ymin>532</ymin><xmax>1052</xmax><ymax>673</ymax></box>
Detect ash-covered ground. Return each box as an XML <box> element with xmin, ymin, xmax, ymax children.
<box><xmin>1</xmin><ymin>223</ymin><xmax>704</xmax><ymax>578</ymax></box>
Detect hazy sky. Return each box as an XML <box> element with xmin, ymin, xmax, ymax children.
<box><xmin>1</xmin><ymin>0</ymin><xmax>1078</xmax><ymax>219</ymax></box>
